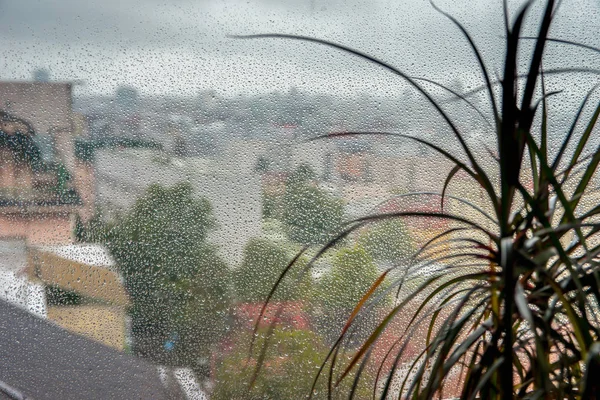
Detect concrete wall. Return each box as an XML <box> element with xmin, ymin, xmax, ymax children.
<box><xmin>28</xmin><ymin>249</ymin><xmax>129</xmax><ymax>306</ymax></box>
<box><xmin>0</xmin><ymin>213</ymin><xmax>73</xmax><ymax>245</ymax></box>
<box><xmin>73</xmin><ymin>159</ymin><xmax>96</xmax><ymax>223</ymax></box>
<box><xmin>47</xmin><ymin>305</ymin><xmax>127</xmax><ymax>350</ymax></box>
<box><xmin>0</xmin><ymin>150</ymin><xmax>33</xmax><ymax>190</ymax></box>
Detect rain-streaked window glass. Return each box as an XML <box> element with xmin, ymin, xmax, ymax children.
<box><xmin>0</xmin><ymin>0</ymin><xmax>599</xmax><ymax>399</ymax></box>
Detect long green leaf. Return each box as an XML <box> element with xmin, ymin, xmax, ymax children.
<box><xmin>562</xmin><ymin>101</ymin><xmax>600</xmax><ymax>187</ymax></box>
<box><xmin>520</xmin><ymin>36</ymin><xmax>600</xmax><ymax>55</ymax></box>
<box><xmin>551</xmin><ymin>85</ymin><xmax>599</xmax><ymax>172</ymax></box>
<box><xmin>430</xmin><ymin>0</ymin><xmax>500</xmax><ymax>125</ymax></box>
<box><xmin>441</xmin><ymin>165</ymin><xmax>461</xmax><ymax>212</ymax></box>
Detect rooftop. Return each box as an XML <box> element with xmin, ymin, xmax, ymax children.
<box><xmin>0</xmin><ymin>299</ymin><xmax>172</xmax><ymax>399</ymax></box>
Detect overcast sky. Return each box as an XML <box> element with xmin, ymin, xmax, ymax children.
<box><xmin>0</xmin><ymin>0</ymin><xmax>598</xmax><ymax>99</ymax></box>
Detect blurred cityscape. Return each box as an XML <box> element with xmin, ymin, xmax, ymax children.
<box><xmin>1</xmin><ymin>70</ymin><xmax>596</xmax><ymax>399</ymax></box>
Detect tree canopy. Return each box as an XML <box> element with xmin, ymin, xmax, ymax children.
<box><xmin>103</xmin><ymin>182</ymin><xmax>230</xmax><ymax>371</ymax></box>
<box><xmin>282</xmin><ymin>165</ymin><xmax>343</xmax><ymax>245</ymax></box>
<box><xmin>233</xmin><ymin>237</ymin><xmax>311</xmax><ymax>303</ymax></box>
<box><xmin>316</xmin><ymin>246</ymin><xmax>390</xmax><ymax>345</ymax></box>
<box><xmin>319</xmin><ymin>246</ymin><xmax>383</xmax><ymax>312</ymax></box>
<box><xmin>358</xmin><ymin>219</ymin><xmax>414</xmax><ymax>265</ymax></box>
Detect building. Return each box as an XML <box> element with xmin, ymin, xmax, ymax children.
<box><xmin>0</xmin><ymin>81</ymin><xmax>128</xmax><ymax>350</ymax></box>
<box><xmin>27</xmin><ymin>244</ymin><xmax>130</xmax><ymax>350</ymax></box>
<box><xmin>0</xmin><ymin>82</ymin><xmax>95</xmax><ymax>243</ymax></box>
<box><xmin>0</xmin><ymin>241</ymin><xmax>46</xmax><ymax>317</ymax></box>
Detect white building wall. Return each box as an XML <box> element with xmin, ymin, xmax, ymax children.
<box><xmin>0</xmin><ymin>240</ymin><xmax>47</xmax><ymax>318</ymax></box>
<box><xmin>94</xmin><ymin>149</ymin><xmax>262</xmax><ymax>265</ymax></box>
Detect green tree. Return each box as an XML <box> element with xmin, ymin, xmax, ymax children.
<box><xmin>261</xmin><ymin>191</ymin><xmax>281</xmax><ymax>220</ymax></box>
<box><xmin>233</xmin><ymin>238</ymin><xmax>311</xmax><ymax>303</ymax></box>
<box><xmin>254</xmin><ymin>155</ymin><xmax>271</xmax><ymax>174</ymax></box>
<box><xmin>358</xmin><ymin>219</ymin><xmax>415</xmax><ymax>265</ymax></box>
<box><xmin>319</xmin><ymin>246</ymin><xmax>384</xmax><ymax>312</ymax></box>
<box><xmin>287</xmin><ymin>163</ymin><xmax>315</xmax><ymax>185</ymax></box>
<box><xmin>283</xmin><ymin>166</ymin><xmax>343</xmax><ymax>245</ymax></box>
<box><xmin>316</xmin><ymin>246</ymin><xmax>389</xmax><ymax>345</ymax></box>
<box><xmin>104</xmin><ymin>183</ymin><xmax>230</xmax><ymax>373</ymax></box>
<box><xmin>212</xmin><ymin>328</ymin><xmax>374</xmax><ymax>400</ymax></box>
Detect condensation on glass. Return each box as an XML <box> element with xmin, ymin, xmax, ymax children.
<box><xmin>0</xmin><ymin>0</ymin><xmax>598</xmax><ymax>399</ymax></box>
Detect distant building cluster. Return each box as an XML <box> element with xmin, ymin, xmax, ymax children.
<box><xmin>0</xmin><ymin>77</ymin><xmax>540</xmax><ymax>399</ymax></box>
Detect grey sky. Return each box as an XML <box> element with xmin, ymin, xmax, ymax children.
<box><xmin>0</xmin><ymin>0</ymin><xmax>598</xmax><ymax>98</ymax></box>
